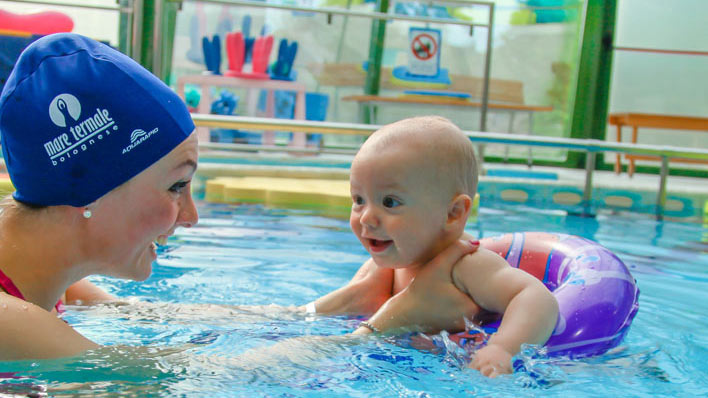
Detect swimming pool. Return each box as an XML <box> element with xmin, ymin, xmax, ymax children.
<box><xmin>1</xmin><ymin>201</ymin><xmax>707</xmax><ymax>397</ymax></box>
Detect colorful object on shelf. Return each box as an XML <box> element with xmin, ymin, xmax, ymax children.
<box><xmin>519</xmin><ymin>0</ymin><xmax>579</xmax><ymax>23</ymax></box>
<box><xmin>225</xmin><ymin>33</ymin><xmax>273</xmax><ymax>79</ymax></box>
<box><xmin>450</xmin><ymin>7</ymin><xmax>475</xmax><ymax>22</ymax></box>
<box><xmin>215</xmin><ymin>5</ymin><xmax>234</xmax><ymax>41</ymax></box>
<box><xmin>202</xmin><ymin>35</ymin><xmax>221</xmax><ymax>75</ymax></box>
<box><xmin>304</xmin><ymin>93</ymin><xmax>329</xmax><ymax>147</ymax></box>
<box><xmin>0</xmin><ymin>10</ymin><xmax>73</xmax><ymax>35</ymax></box>
<box><xmin>390</xmin><ymin>65</ymin><xmax>450</xmax><ymax>88</ymax></box>
<box><xmin>184</xmin><ymin>88</ymin><xmax>201</xmax><ymax>111</ymax></box>
<box><xmin>270</xmin><ymin>39</ymin><xmax>298</xmax><ymax>81</ymax></box>
<box><xmin>257</xmin><ymin>91</ymin><xmax>329</xmax><ymax>146</ymax></box>
<box><xmin>224</xmin><ymin>31</ymin><xmax>245</xmax><ymax>76</ymax></box>
<box><xmin>209</xmin><ymin>90</ymin><xmax>243</xmax><ymax>143</ymax></box>
<box><xmin>510</xmin><ymin>9</ymin><xmax>536</xmax><ymax>25</ymax></box>
<box><xmin>186</xmin><ymin>3</ymin><xmax>206</xmax><ymax>63</ymax></box>
<box><xmin>241</xmin><ymin>15</ymin><xmax>255</xmax><ymax>63</ymax></box>
<box><xmin>210</xmin><ymin>90</ymin><xmax>238</xmax><ymax>116</ymax></box>
<box><xmin>250</xmin><ymin>36</ymin><xmax>273</xmax><ymax>78</ymax></box>
<box><xmin>394</xmin><ymin>2</ymin><xmax>452</xmax><ymax>19</ymax></box>
<box><xmin>402</xmin><ymin>89</ymin><xmax>470</xmax><ymax>99</ymax></box>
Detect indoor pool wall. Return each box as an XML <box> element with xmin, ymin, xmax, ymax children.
<box><xmin>195</xmin><ymin>155</ymin><xmax>708</xmax><ymax>222</ymax></box>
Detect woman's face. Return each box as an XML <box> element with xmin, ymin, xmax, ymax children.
<box><xmin>89</xmin><ymin>132</ymin><xmax>199</xmax><ymax>280</ymax></box>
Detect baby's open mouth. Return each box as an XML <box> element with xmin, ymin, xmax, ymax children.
<box><xmin>368</xmin><ymin>238</ymin><xmax>392</xmax><ymax>253</ymax></box>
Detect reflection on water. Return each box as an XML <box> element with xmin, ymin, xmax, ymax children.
<box><xmin>2</xmin><ymin>203</ymin><xmax>708</xmax><ymax>397</ymax></box>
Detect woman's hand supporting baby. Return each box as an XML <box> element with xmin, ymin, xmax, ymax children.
<box><xmin>305</xmin><ymin>258</ymin><xmax>395</xmax><ymax>315</ymax></box>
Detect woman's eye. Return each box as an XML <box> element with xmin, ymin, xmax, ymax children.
<box><xmin>382</xmin><ymin>196</ymin><xmax>401</xmax><ymax>208</ymax></box>
<box><xmin>352</xmin><ymin>195</ymin><xmax>364</xmax><ymax>205</ymax></box>
<box><xmin>169</xmin><ymin>181</ymin><xmax>189</xmax><ymax>194</ymax></box>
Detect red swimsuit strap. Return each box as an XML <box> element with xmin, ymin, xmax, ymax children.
<box><xmin>0</xmin><ymin>267</ymin><xmax>64</xmax><ymax>313</ymax></box>
<box><xmin>0</xmin><ymin>267</ymin><xmax>25</xmax><ymax>300</ymax></box>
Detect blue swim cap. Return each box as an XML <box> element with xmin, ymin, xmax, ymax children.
<box><xmin>0</xmin><ymin>33</ymin><xmax>194</xmax><ymax>207</ymax></box>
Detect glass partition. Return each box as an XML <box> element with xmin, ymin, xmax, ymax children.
<box><xmin>607</xmin><ymin>0</ymin><xmax>708</xmax><ymax>174</ymax></box>
<box><xmin>168</xmin><ymin>0</ymin><xmax>586</xmax><ymax>161</ymax></box>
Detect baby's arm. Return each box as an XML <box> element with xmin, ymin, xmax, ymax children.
<box><xmin>452</xmin><ymin>249</ymin><xmax>558</xmax><ymax>377</ymax></box>
<box><xmin>301</xmin><ymin>259</ymin><xmax>393</xmax><ymax>315</ymax></box>
<box><xmin>64</xmin><ymin>278</ymin><xmax>116</xmax><ymax>305</ymax></box>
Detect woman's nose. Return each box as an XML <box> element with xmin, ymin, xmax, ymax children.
<box><xmin>177</xmin><ymin>191</ymin><xmax>199</xmax><ymax>228</ymax></box>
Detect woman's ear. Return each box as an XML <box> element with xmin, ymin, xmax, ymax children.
<box><xmin>446</xmin><ymin>194</ymin><xmax>471</xmax><ymax>229</ymax></box>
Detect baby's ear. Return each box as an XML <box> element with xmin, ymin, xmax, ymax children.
<box><xmin>447</xmin><ymin>194</ymin><xmax>471</xmax><ymax>226</ymax></box>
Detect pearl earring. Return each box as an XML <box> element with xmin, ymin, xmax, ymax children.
<box><xmin>83</xmin><ymin>209</ymin><xmax>92</xmax><ymax>219</ymax></box>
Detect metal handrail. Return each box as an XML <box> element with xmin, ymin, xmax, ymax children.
<box><xmin>191</xmin><ymin>114</ymin><xmax>708</xmax><ymax>158</ymax></box>
<box><xmin>192</xmin><ymin>114</ymin><xmax>708</xmax><ymax>219</ymax></box>
<box><xmin>171</xmin><ymin>0</ymin><xmax>489</xmax><ymax>28</ymax></box>
<box><xmin>1</xmin><ymin>0</ymin><xmax>129</xmax><ymax>11</ymax></box>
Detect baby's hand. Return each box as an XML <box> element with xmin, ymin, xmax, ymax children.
<box><xmin>469</xmin><ymin>343</ymin><xmax>513</xmax><ymax>377</ymax></box>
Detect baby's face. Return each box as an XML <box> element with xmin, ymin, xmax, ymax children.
<box><xmin>349</xmin><ymin>143</ymin><xmax>451</xmax><ymax>269</ymax></box>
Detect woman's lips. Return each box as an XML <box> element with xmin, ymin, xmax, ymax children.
<box><xmin>368</xmin><ymin>238</ymin><xmax>393</xmax><ymax>253</ymax></box>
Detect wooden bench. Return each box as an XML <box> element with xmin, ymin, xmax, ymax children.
<box><xmin>308</xmin><ymin>63</ymin><xmax>525</xmax><ymax>103</ymax></box>
<box><xmin>609</xmin><ymin>112</ymin><xmax>708</xmax><ymax>177</ymax></box>
<box><xmin>310</xmin><ymin>62</ymin><xmax>553</xmax><ymax>164</ymax></box>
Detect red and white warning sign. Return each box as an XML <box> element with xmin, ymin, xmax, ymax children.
<box><xmin>408</xmin><ymin>28</ymin><xmax>441</xmax><ymax>76</ymax></box>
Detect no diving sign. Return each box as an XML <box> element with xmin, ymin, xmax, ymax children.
<box><xmin>408</xmin><ymin>28</ymin><xmax>441</xmax><ymax>77</ymax></box>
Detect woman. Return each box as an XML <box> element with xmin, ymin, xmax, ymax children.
<box><xmin>0</xmin><ymin>33</ymin><xmax>198</xmax><ymax>360</ymax></box>
<box><xmin>0</xmin><ymin>33</ymin><xmax>475</xmax><ymax>362</ymax></box>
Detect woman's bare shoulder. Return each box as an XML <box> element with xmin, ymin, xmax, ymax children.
<box><xmin>0</xmin><ymin>292</ymin><xmax>98</xmax><ymax>361</ymax></box>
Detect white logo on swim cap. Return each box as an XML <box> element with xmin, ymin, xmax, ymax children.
<box><xmin>49</xmin><ymin>93</ymin><xmax>81</xmax><ymax>127</ymax></box>
<box><xmin>123</xmin><ymin>127</ymin><xmax>159</xmax><ymax>154</ymax></box>
<box><xmin>130</xmin><ymin>129</ymin><xmax>147</xmax><ymax>143</ymax></box>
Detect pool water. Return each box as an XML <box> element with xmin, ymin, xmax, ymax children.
<box><xmin>2</xmin><ymin>202</ymin><xmax>708</xmax><ymax>397</ymax></box>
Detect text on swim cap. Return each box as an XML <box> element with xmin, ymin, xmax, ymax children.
<box><xmin>43</xmin><ymin>108</ymin><xmax>116</xmax><ymax>166</ymax></box>
<box><xmin>122</xmin><ymin>127</ymin><xmax>159</xmax><ymax>154</ymax></box>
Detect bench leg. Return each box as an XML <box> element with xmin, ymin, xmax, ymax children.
<box><xmin>628</xmin><ymin>125</ymin><xmax>638</xmax><ymax>177</ymax></box>
<box><xmin>614</xmin><ymin>124</ymin><xmax>622</xmax><ymax>174</ymax></box>
<box><xmin>503</xmin><ymin>111</ymin><xmax>514</xmax><ymax>163</ymax></box>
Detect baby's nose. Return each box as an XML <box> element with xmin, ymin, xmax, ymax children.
<box><xmin>360</xmin><ymin>206</ymin><xmax>378</xmax><ymax>228</ymax></box>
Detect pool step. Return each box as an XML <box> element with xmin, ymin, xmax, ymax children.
<box><xmin>205</xmin><ymin>175</ymin><xmax>480</xmax><ymax>218</ymax></box>
<box><xmin>205</xmin><ymin>176</ymin><xmax>352</xmax><ymax>215</ymax></box>
<box><xmin>0</xmin><ymin>174</ymin><xmax>13</xmax><ymax>198</ymax></box>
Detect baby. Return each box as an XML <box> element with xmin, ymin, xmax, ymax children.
<box><xmin>308</xmin><ymin>116</ymin><xmax>558</xmax><ymax>377</ymax></box>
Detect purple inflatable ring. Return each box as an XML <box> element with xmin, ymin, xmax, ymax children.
<box><xmin>473</xmin><ymin>232</ymin><xmax>640</xmax><ymax>358</ymax></box>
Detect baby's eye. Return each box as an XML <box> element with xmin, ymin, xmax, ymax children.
<box><xmin>352</xmin><ymin>195</ymin><xmax>364</xmax><ymax>205</ymax></box>
<box><xmin>382</xmin><ymin>196</ymin><xmax>402</xmax><ymax>208</ymax></box>
<box><xmin>169</xmin><ymin>181</ymin><xmax>189</xmax><ymax>194</ymax></box>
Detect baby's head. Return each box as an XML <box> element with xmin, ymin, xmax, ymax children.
<box><xmin>349</xmin><ymin>116</ymin><xmax>478</xmax><ymax>268</ymax></box>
